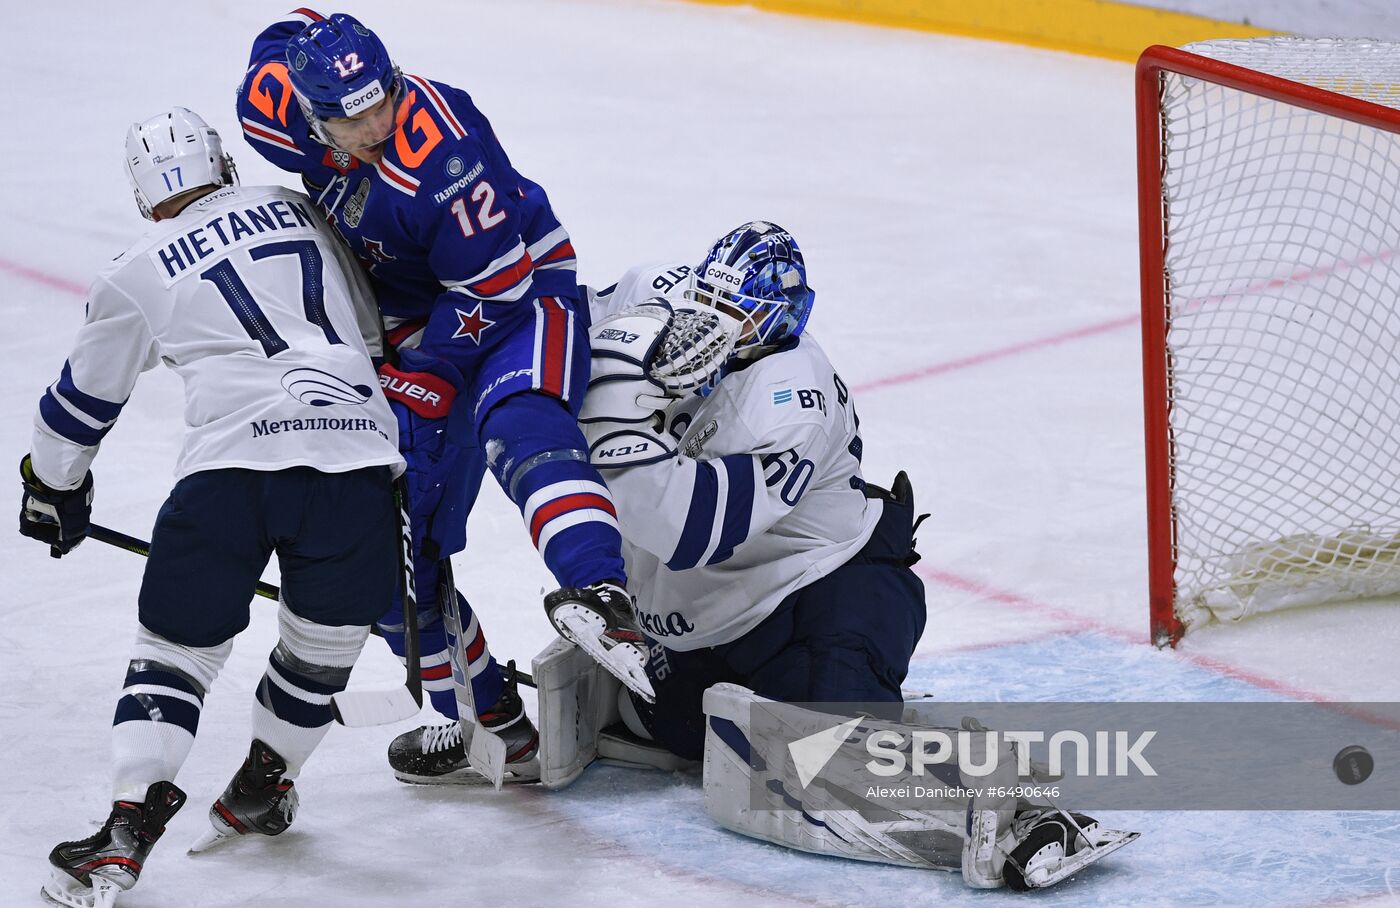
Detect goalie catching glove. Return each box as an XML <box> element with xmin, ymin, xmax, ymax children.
<box><xmin>581</xmin><ymin>300</ymin><xmax>739</xmax><ymax>468</ymax></box>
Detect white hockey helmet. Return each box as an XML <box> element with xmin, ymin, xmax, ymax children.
<box><xmin>124</xmin><ymin>108</ymin><xmax>238</xmax><ymax>220</ymax></box>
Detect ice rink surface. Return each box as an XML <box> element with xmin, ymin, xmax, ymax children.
<box><xmin>3</xmin><ymin>1</ymin><xmax>1399</xmax><ymax>905</ymax></box>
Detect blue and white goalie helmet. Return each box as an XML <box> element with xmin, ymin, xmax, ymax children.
<box><xmin>286</xmin><ymin>13</ymin><xmax>401</xmax><ymax>150</ymax></box>
<box><xmin>688</xmin><ymin>221</ymin><xmax>815</xmax><ymax>351</ymax></box>
<box><xmin>124</xmin><ymin>107</ymin><xmax>237</xmax><ymax>221</ymax></box>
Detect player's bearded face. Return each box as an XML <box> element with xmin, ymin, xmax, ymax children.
<box><xmin>323</xmin><ymin>90</ymin><xmax>400</xmax><ymax>162</ymax></box>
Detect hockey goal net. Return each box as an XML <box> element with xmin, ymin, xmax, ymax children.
<box><xmin>1138</xmin><ymin>38</ymin><xmax>1400</xmax><ymax>646</ymax></box>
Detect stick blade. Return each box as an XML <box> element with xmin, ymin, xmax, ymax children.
<box><xmin>464</xmin><ymin>722</ymin><xmax>510</xmax><ymax>790</ymax></box>
<box><xmin>332</xmin><ymin>686</ymin><xmax>421</xmax><ymax>727</ymax></box>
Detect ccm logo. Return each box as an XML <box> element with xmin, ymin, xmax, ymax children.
<box><xmin>380</xmin><ymin>374</ymin><xmax>442</xmax><ymax>407</ymax></box>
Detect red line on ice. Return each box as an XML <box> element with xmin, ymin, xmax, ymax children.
<box><xmin>912</xmin><ymin>563</ymin><xmax>1343</xmax><ymax>704</ymax></box>
<box><xmin>851</xmin><ymin>314</ymin><xmax>1139</xmax><ymax>394</ymax></box>
<box><xmin>0</xmin><ymin>258</ymin><xmax>87</xmax><ymax>296</ymax></box>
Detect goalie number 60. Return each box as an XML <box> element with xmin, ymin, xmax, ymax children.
<box><xmin>762</xmin><ymin>449</ymin><xmax>814</xmax><ymax>506</ymax></box>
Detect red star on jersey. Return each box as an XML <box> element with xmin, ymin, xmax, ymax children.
<box><xmin>452</xmin><ymin>303</ymin><xmax>495</xmax><ymax>344</ymax></box>
<box><xmin>362</xmin><ymin>238</ymin><xmax>395</xmax><ymax>264</ymax></box>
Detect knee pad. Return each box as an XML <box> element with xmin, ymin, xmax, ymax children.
<box><xmin>131</xmin><ymin>624</ymin><xmax>232</xmax><ymax>693</ymax></box>
<box><xmin>276</xmin><ymin>603</ymin><xmax>369</xmax><ymax>671</ymax></box>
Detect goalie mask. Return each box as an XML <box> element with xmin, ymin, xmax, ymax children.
<box><xmin>687</xmin><ymin>221</ymin><xmax>815</xmax><ymax>352</ymax></box>
<box><xmin>285</xmin><ymin>13</ymin><xmax>402</xmax><ymax>152</ymax></box>
<box><xmin>125</xmin><ymin>108</ymin><xmax>237</xmax><ymax>221</ymax></box>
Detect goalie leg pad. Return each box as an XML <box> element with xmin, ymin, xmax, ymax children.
<box><xmin>533</xmin><ymin>637</ymin><xmax>620</xmax><ymax>789</ymax></box>
<box><xmin>701</xmin><ymin>683</ymin><xmax>968</xmax><ymax>873</ymax></box>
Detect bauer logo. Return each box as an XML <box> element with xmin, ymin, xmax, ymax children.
<box><xmin>340</xmin><ymin>79</ymin><xmax>384</xmax><ymax>116</ymax></box>
<box><xmin>280</xmin><ymin>368</ymin><xmax>374</xmax><ymax>407</ymax></box>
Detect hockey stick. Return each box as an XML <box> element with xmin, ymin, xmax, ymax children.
<box><xmin>88</xmin><ymin>523</ymin><xmax>283</xmax><ymax>601</ymax></box>
<box><xmin>327</xmin><ymin>477</ymin><xmax>424</xmax><ymax>727</ymax></box>
<box><xmin>437</xmin><ymin>554</ymin><xmax>509</xmax><ymax>788</ymax></box>
<box><xmin>85</xmin><ymin>522</ymin><xmax>537</xmax><ymax>689</ymax></box>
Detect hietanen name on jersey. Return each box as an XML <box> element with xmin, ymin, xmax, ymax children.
<box><xmin>150</xmin><ymin>191</ymin><xmax>318</xmax><ymax>283</ymax></box>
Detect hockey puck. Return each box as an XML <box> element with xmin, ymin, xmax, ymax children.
<box><xmin>1333</xmin><ymin>745</ymin><xmax>1373</xmax><ymax>785</ymax></box>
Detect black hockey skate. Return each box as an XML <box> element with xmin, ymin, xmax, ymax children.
<box><xmin>188</xmin><ymin>739</ymin><xmax>298</xmax><ymax>854</ymax></box>
<box><xmin>42</xmin><ymin>780</ymin><xmax>185</xmax><ymax>908</ymax></box>
<box><xmin>388</xmin><ymin>665</ymin><xmax>540</xmax><ymax>785</ymax></box>
<box><xmin>544</xmin><ymin>580</ymin><xmax>654</xmax><ymax>702</ymax></box>
<box><xmin>1003</xmin><ymin>809</ymin><xmax>1139</xmax><ymax>891</ymax></box>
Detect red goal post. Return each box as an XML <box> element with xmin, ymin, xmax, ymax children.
<box><xmin>1137</xmin><ymin>40</ymin><xmax>1400</xmax><ymax>647</ymax></box>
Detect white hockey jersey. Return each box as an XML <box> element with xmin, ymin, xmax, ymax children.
<box><xmin>589</xmin><ymin>263</ymin><xmax>882</xmax><ymax>651</ymax></box>
<box><xmin>30</xmin><ymin>185</ymin><xmax>403</xmax><ymax>489</ymax></box>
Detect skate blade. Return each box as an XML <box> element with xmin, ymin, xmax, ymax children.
<box><xmin>393</xmin><ymin>758</ymin><xmax>541</xmax><ymax>787</ymax></box>
<box><xmin>556</xmin><ymin>613</ymin><xmax>656</xmax><ymax>703</ymax></box>
<box><xmin>187</xmin><ymin>819</ymin><xmax>237</xmax><ymax>855</ymax></box>
<box><xmin>1023</xmin><ymin>829</ymin><xmax>1140</xmax><ymax>889</ymax></box>
<box><xmin>41</xmin><ymin>869</ymin><xmax>120</xmax><ymax>908</ymax></box>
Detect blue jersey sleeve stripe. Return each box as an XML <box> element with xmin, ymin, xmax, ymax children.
<box><xmin>56</xmin><ymin>361</ymin><xmax>124</xmax><ymax>424</ymax></box>
<box><xmin>666</xmin><ymin>461</ymin><xmax>719</xmax><ymax>571</ymax></box>
<box><xmin>707</xmin><ymin>454</ymin><xmax>756</xmax><ymax>566</ymax></box>
<box><xmin>38</xmin><ymin>391</ymin><xmax>111</xmax><ymax>447</ymax></box>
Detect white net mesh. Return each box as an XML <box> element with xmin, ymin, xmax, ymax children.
<box><xmin>1158</xmin><ymin>37</ymin><xmax>1400</xmax><ymax>631</ymax></box>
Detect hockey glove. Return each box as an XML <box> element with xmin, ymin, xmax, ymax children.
<box><xmin>582</xmin><ymin>300</ymin><xmax>739</xmax><ymax>414</ymax></box>
<box><xmin>378</xmin><ymin>349</ymin><xmax>463</xmax><ymax>515</ymax></box>
<box><xmin>19</xmin><ymin>454</ymin><xmax>93</xmax><ymax>558</ymax></box>
<box><xmin>580</xmin><ymin>303</ymin><xmax>683</xmax><ymax>469</ymax></box>
<box><xmin>649</xmin><ymin>305</ymin><xmax>741</xmax><ymax>397</ymax></box>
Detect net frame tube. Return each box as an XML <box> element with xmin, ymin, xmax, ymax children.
<box><xmin>1135</xmin><ymin>43</ymin><xmax>1400</xmax><ymax>647</ymax></box>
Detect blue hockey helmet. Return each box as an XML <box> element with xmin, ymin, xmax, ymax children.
<box><xmin>285</xmin><ymin>13</ymin><xmax>401</xmax><ymax>149</ymax></box>
<box><xmin>688</xmin><ymin>221</ymin><xmax>815</xmax><ymax>350</ymax></box>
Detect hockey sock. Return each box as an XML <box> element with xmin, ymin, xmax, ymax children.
<box><xmin>112</xmin><ymin>626</ymin><xmax>232</xmax><ymax>801</ymax></box>
<box><xmin>482</xmin><ymin>392</ymin><xmax>626</xmax><ymax>588</ymax></box>
<box><xmin>251</xmin><ymin>606</ymin><xmax>369</xmax><ymax>779</ymax></box>
<box><xmin>378</xmin><ymin>592</ymin><xmax>503</xmax><ymax>721</ymax></box>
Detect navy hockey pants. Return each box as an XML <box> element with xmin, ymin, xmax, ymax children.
<box><xmin>138</xmin><ymin>466</ymin><xmax>398</xmax><ymax>647</ymax></box>
<box><xmin>639</xmin><ymin>479</ymin><xmax>928</xmax><ymax>761</ymax></box>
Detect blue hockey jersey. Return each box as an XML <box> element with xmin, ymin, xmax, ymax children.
<box><xmin>237</xmin><ymin>9</ymin><xmax>579</xmax><ymax>368</ymax></box>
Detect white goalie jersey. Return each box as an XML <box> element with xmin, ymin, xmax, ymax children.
<box><xmin>30</xmin><ymin>185</ymin><xmax>403</xmax><ymax>489</ymax></box>
<box><xmin>589</xmin><ymin>263</ymin><xmax>882</xmax><ymax>651</ymax></box>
